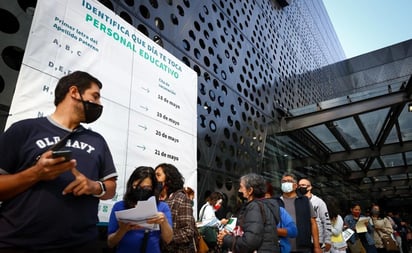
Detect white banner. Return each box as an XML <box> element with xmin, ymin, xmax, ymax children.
<box><xmin>6</xmin><ymin>0</ymin><xmax>198</xmax><ymax>222</ymax></box>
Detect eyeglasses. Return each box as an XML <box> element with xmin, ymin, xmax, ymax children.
<box><xmin>298</xmin><ymin>184</ymin><xmax>310</xmax><ymax>187</ymax></box>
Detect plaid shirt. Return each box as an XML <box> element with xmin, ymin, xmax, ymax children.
<box><xmin>162</xmin><ymin>190</ymin><xmax>197</xmax><ymax>253</ymax></box>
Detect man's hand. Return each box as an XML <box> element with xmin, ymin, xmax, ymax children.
<box><xmin>34</xmin><ymin>150</ymin><xmax>76</xmax><ymax>181</ymax></box>
<box><xmin>62</xmin><ymin>167</ymin><xmax>96</xmax><ymax>196</ymax></box>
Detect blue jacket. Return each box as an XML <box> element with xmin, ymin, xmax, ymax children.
<box><xmin>276</xmin><ymin>196</ymin><xmax>313</xmax><ymax>249</ymax></box>
<box><xmin>278</xmin><ymin>207</ymin><xmax>297</xmax><ymax>253</ymax></box>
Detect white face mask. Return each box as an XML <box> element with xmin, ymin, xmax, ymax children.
<box><xmin>281</xmin><ymin>182</ymin><xmax>294</xmax><ymax>193</ymax></box>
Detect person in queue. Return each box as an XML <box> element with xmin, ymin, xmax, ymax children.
<box><xmin>155</xmin><ymin>163</ymin><xmax>198</xmax><ymax>253</ymax></box>
<box><xmin>217</xmin><ymin>173</ymin><xmax>280</xmax><ymax>253</ymax></box>
<box><xmin>107</xmin><ymin>166</ymin><xmax>173</xmax><ymax>252</ymax></box>
<box><xmin>266</xmin><ymin>182</ymin><xmax>297</xmax><ymax>253</ymax></box>
<box><xmin>0</xmin><ymin>71</ymin><xmax>117</xmax><ymax>252</ymax></box>
<box><xmin>298</xmin><ymin>178</ymin><xmax>332</xmax><ymax>251</ymax></box>
<box><xmin>198</xmin><ymin>192</ymin><xmax>229</xmax><ymax>250</ymax></box>
<box><xmin>344</xmin><ymin>202</ymin><xmax>377</xmax><ymax>253</ymax></box>
<box><xmin>275</xmin><ymin>172</ymin><xmax>322</xmax><ymax>253</ymax></box>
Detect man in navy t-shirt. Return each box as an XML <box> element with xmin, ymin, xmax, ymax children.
<box><xmin>0</xmin><ymin>71</ymin><xmax>118</xmax><ymax>252</ymax></box>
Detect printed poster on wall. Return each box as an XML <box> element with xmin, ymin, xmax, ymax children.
<box><xmin>6</xmin><ymin>0</ymin><xmax>198</xmax><ymax>222</ymax></box>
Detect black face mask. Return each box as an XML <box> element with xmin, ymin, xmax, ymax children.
<box><xmin>237</xmin><ymin>191</ymin><xmax>246</xmax><ymax>201</ymax></box>
<box><xmin>79</xmin><ymin>93</ymin><xmax>103</xmax><ymax>123</ymax></box>
<box><xmin>298</xmin><ymin>187</ymin><xmax>309</xmax><ymax>195</ymax></box>
<box><xmin>132</xmin><ymin>188</ymin><xmax>153</xmax><ymax>201</ymax></box>
<box><xmin>155</xmin><ymin>182</ymin><xmax>164</xmax><ymax>192</ymax></box>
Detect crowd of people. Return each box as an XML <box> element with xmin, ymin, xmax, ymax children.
<box><xmin>1</xmin><ymin>71</ymin><xmax>411</xmax><ymax>253</ymax></box>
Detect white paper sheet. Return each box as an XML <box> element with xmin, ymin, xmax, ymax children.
<box><xmin>355</xmin><ymin>217</ymin><xmax>370</xmax><ymax>233</ymax></box>
<box><xmin>115</xmin><ymin>196</ymin><xmax>159</xmax><ymax>230</ymax></box>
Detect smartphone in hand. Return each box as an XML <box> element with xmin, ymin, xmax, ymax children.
<box><xmin>51</xmin><ymin>150</ymin><xmax>72</xmax><ymax>161</ymax></box>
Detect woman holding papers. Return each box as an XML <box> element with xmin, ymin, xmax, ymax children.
<box><xmin>198</xmin><ymin>192</ymin><xmax>229</xmax><ymax>250</ymax></box>
<box><xmin>107</xmin><ymin>166</ymin><xmax>173</xmax><ymax>253</ymax></box>
<box><xmin>344</xmin><ymin>202</ymin><xmax>377</xmax><ymax>253</ymax></box>
<box><xmin>155</xmin><ymin>163</ymin><xmax>198</xmax><ymax>253</ymax></box>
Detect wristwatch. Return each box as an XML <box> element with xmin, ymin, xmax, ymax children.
<box><xmin>93</xmin><ymin>181</ymin><xmax>106</xmax><ymax>197</ymax></box>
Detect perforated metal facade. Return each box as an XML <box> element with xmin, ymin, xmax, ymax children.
<box><xmin>0</xmin><ymin>0</ymin><xmax>347</xmax><ymax>206</ymax></box>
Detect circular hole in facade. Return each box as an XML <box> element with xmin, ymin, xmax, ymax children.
<box><xmin>2</xmin><ymin>46</ymin><xmax>24</xmax><ymax>71</ymax></box>
<box><xmin>204</xmin><ymin>134</ymin><xmax>212</xmax><ymax>147</ymax></box>
<box><xmin>241</xmin><ymin>112</ymin><xmax>246</xmax><ymax>122</ymax></box>
<box><xmin>221</xmin><ymin>86</ymin><xmax>227</xmax><ymax>95</ymax></box>
<box><xmin>139</xmin><ymin>5</ymin><xmax>150</xmax><ymax>19</ymax></box>
<box><xmin>149</xmin><ymin>0</ymin><xmax>159</xmax><ymax>8</ymax></box>
<box><xmin>230</xmin><ymin>104</ymin><xmax>236</xmax><ymax>115</ymax></box>
<box><xmin>182</xmin><ymin>56</ymin><xmax>190</xmax><ymax>67</ymax></box>
<box><xmin>223</xmin><ymin>128</ymin><xmax>230</xmax><ymax>139</ymax></box>
<box><xmin>203</xmin><ymin>5</ymin><xmax>209</xmax><ymax>15</ymax></box>
<box><xmin>199</xmin><ymin>115</ymin><xmax>206</xmax><ymax>128</ymax></box>
<box><xmin>204</xmin><ymin>30</ymin><xmax>210</xmax><ymax>40</ymax></box>
<box><xmin>183</xmin><ymin>0</ymin><xmax>190</xmax><ymax>8</ymax></box>
<box><xmin>0</xmin><ymin>9</ymin><xmax>19</xmax><ymax>34</ymax></box>
<box><xmin>209</xmin><ymin>120</ymin><xmax>216</xmax><ymax>132</ymax></box>
<box><xmin>225</xmin><ymin>177</ymin><xmax>233</xmax><ymax>190</ymax></box>
<box><xmin>124</xmin><ymin>0</ymin><xmax>134</xmax><ymax>6</ymax></box>
<box><xmin>215</xmin><ymin>156</ymin><xmax>222</xmax><ymax>169</ymax></box>
<box><xmin>219</xmin><ymin>141</ymin><xmax>226</xmax><ymax>153</ymax></box>
<box><xmin>199</xmin><ymin>13</ymin><xmax>205</xmax><ymax>23</ymax></box>
<box><xmin>203</xmin><ymin>72</ymin><xmax>211</xmax><ymax>81</ymax></box>
<box><xmin>232</xmin><ymin>132</ymin><xmax>238</xmax><ymax>143</ymax></box>
<box><xmin>177</xmin><ymin>5</ymin><xmax>184</xmax><ymax>16</ymax></box>
<box><xmin>193</xmin><ymin>65</ymin><xmax>201</xmax><ymax>76</ymax></box>
<box><xmin>199</xmin><ymin>39</ymin><xmax>205</xmax><ymax>49</ymax></box>
<box><xmin>194</xmin><ymin>21</ymin><xmax>200</xmax><ymax>31</ymax></box>
<box><xmin>229</xmin><ymin>145</ymin><xmax>235</xmax><ymax>156</ymax></box>
<box><xmin>227</xmin><ymin>116</ymin><xmax>233</xmax><ymax>126</ymax></box>
<box><xmin>235</xmin><ymin>120</ymin><xmax>241</xmax><ymax>131</ymax></box>
<box><xmin>120</xmin><ymin>11</ymin><xmax>133</xmax><ymax>25</ymax></box>
<box><xmin>203</xmin><ymin>56</ymin><xmax>210</xmax><ymax>67</ymax></box>
<box><xmin>0</xmin><ymin>75</ymin><xmax>4</xmax><ymax>93</ymax></box>
<box><xmin>189</xmin><ymin>30</ymin><xmax>196</xmax><ymax>40</ymax></box>
<box><xmin>193</xmin><ymin>48</ymin><xmax>201</xmax><ymax>59</ymax></box>
<box><xmin>182</xmin><ymin>39</ymin><xmax>190</xmax><ymax>50</ymax></box>
<box><xmin>137</xmin><ymin>24</ymin><xmax>149</xmax><ymax>36</ymax></box>
<box><xmin>170</xmin><ymin>13</ymin><xmax>179</xmax><ymax>25</ymax></box>
<box><xmin>218</xmin><ymin>96</ymin><xmax>224</xmax><ymax>106</ymax></box>
<box><xmin>221</xmin><ymin>70</ymin><xmax>227</xmax><ymax>80</ymax></box>
<box><xmin>215</xmin><ymin>175</ymin><xmax>223</xmax><ymax>188</ymax></box>
<box><xmin>224</xmin><ymin>159</ymin><xmax>232</xmax><ymax>171</ymax></box>
<box><xmin>209</xmin><ymin>90</ymin><xmax>216</xmax><ymax>101</ymax></box>
<box><xmin>200</xmin><ymin>83</ymin><xmax>206</xmax><ymax>95</ymax></box>
<box><xmin>153</xmin><ymin>35</ymin><xmax>163</xmax><ymax>47</ymax></box>
<box><xmin>17</xmin><ymin>0</ymin><xmax>37</xmax><ymax>12</ymax></box>
<box><xmin>154</xmin><ymin>17</ymin><xmax>164</xmax><ymax>30</ymax></box>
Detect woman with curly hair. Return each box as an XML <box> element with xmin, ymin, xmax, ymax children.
<box><xmin>155</xmin><ymin>163</ymin><xmax>198</xmax><ymax>253</ymax></box>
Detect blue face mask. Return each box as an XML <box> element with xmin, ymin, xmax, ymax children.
<box><xmin>281</xmin><ymin>182</ymin><xmax>294</xmax><ymax>193</ymax></box>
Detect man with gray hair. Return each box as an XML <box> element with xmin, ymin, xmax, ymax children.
<box><xmin>275</xmin><ymin>172</ymin><xmax>322</xmax><ymax>253</ymax></box>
